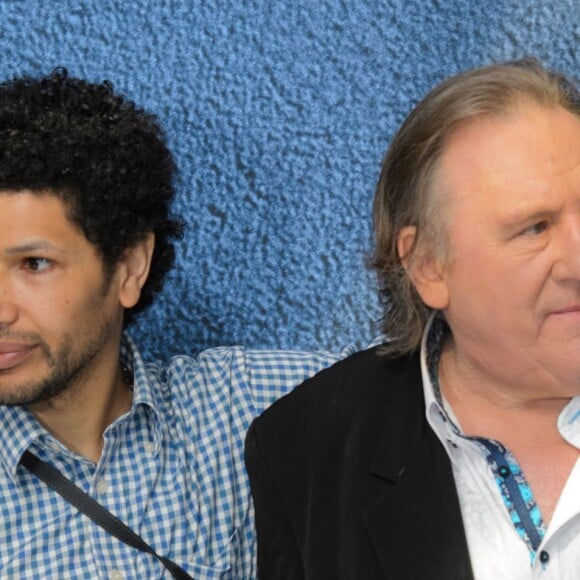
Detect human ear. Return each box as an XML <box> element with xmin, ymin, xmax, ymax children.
<box><xmin>397</xmin><ymin>226</ymin><xmax>449</xmax><ymax>309</ymax></box>
<box><xmin>117</xmin><ymin>233</ymin><xmax>155</xmax><ymax>309</ymax></box>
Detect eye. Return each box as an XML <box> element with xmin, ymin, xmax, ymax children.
<box><xmin>22</xmin><ymin>257</ymin><xmax>53</xmax><ymax>272</ymax></box>
<box><xmin>520</xmin><ymin>221</ymin><xmax>549</xmax><ymax>236</ymax></box>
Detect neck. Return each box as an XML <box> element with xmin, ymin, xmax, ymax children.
<box><xmin>27</xmin><ymin>341</ymin><xmax>132</xmax><ymax>464</ymax></box>
<box><xmin>438</xmin><ymin>338</ymin><xmax>571</xmax><ymax>439</ymax></box>
<box><xmin>438</xmin><ymin>338</ymin><xmax>579</xmax><ymax>525</ymax></box>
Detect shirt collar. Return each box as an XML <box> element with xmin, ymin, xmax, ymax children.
<box><xmin>0</xmin><ymin>333</ymin><xmax>166</xmax><ymax>480</ymax></box>
<box><xmin>421</xmin><ymin>311</ymin><xmax>580</xmax><ymax>455</ymax></box>
<box><xmin>558</xmin><ymin>397</ymin><xmax>580</xmax><ymax>448</ymax></box>
<box><xmin>120</xmin><ymin>333</ymin><xmax>165</xmax><ymax>426</ymax></box>
<box><xmin>0</xmin><ymin>405</ymin><xmax>47</xmax><ymax>479</ymax></box>
<box><xmin>421</xmin><ymin>312</ymin><xmax>463</xmax><ymax>459</ymax></box>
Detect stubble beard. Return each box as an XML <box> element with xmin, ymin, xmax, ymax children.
<box><xmin>0</xmin><ymin>319</ymin><xmax>116</xmax><ymax>407</ymax></box>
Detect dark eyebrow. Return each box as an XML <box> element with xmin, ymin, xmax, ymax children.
<box><xmin>3</xmin><ymin>240</ymin><xmax>67</xmax><ymax>256</ymax></box>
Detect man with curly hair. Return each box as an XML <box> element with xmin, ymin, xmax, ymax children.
<box><xmin>0</xmin><ymin>68</ymin><xmax>344</xmax><ymax>578</ymax></box>
<box><xmin>247</xmin><ymin>59</ymin><xmax>580</xmax><ymax>579</ymax></box>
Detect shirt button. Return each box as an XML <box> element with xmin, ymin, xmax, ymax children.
<box><xmin>110</xmin><ymin>570</ymin><xmax>123</xmax><ymax>580</ymax></box>
<box><xmin>498</xmin><ymin>465</ymin><xmax>511</xmax><ymax>478</ymax></box>
<box><xmin>539</xmin><ymin>550</ymin><xmax>549</xmax><ymax>564</ymax></box>
<box><xmin>96</xmin><ymin>479</ymin><xmax>109</xmax><ymax>495</ymax></box>
<box><xmin>144</xmin><ymin>441</ymin><xmax>154</xmax><ymax>453</ymax></box>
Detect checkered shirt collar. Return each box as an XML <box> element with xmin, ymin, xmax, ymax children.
<box><xmin>120</xmin><ymin>332</ymin><xmax>165</xmax><ymax>425</ymax></box>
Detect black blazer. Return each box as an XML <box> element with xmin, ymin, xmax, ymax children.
<box><xmin>245</xmin><ymin>347</ymin><xmax>475</xmax><ymax>579</ymax></box>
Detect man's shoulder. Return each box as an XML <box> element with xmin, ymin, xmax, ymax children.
<box><xmin>161</xmin><ymin>345</ymin><xmax>246</xmax><ymax>373</ymax></box>
<box><xmin>153</xmin><ymin>344</ymin><xmax>341</xmax><ymax>376</ymax></box>
<box><xmin>251</xmin><ymin>346</ymin><xmax>421</xmax><ymax>436</ymax></box>
<box><xmin>246</xmin><ymin>348</ymin><xmax>424</xmax><ymax>494</ymax></box>
<box><xmin>140</xmin><ymin>344</ymin><xmax>351</xmax><ymax>420</ymax></box>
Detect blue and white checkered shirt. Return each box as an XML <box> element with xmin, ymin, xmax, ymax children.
<box><xmin>0</xmin><ymin>334</ymin><xmax>345</xmax><ymax>579</ymax></box>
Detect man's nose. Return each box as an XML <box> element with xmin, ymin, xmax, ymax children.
<box><xmin>552</xmin><ymin>217</ymin><xmax>580</xmax><ymax>282</ymax></box>
<box><xmin>0</xmin><ymin>283</ymin><xmax>18</xmax><ymax>329</ymax></box>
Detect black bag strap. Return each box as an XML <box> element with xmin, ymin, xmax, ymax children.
<box><xmin>20</xmin><ymin>450</ymin><xmax>193</xmax><ymax>580</ymax></box>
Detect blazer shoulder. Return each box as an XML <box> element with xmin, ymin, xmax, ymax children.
<box><xmin>252</xmin><ymin>346</ymin><xmax>421</xmax><ymax>434</ymax></box>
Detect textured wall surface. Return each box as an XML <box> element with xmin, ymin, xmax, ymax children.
<box><xmin>0</xmin><ymin>0</ymin><xmax>577</xmax><ymax>360</ymax></box>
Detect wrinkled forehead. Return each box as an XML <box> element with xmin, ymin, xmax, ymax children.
<box><xmin>431</xmin><ymin>104</ymin><xmax>580</xmax><ymax>220</ymax></box>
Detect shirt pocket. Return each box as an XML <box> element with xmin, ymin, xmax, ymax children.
<box><xmin>183</xmin><ymin>562</ymin><xmax>232</xmax><ymax>580</ymax></box>
<box><xmin>181</xmin><ymin>528</ymin><xmax>241</xmax><ymax>580</ymax></box>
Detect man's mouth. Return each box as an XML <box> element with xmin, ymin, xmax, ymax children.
<box><xmin>551</xmin><ymin>305</ymin><xmax>580</xmax><ymax>314</ymax></box>
<box><xmin>0</xmin><ymin>343</ymin><xmax>37</xmax><ymax>370</ymax></box>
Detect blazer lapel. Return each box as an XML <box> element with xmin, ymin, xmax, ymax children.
<box><xmin>362</xmin><ymin>368</ymin><xmax>474</xmax><ymax>580</ymax></box>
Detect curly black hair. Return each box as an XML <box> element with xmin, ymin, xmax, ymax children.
<box><xmin>0</xmin><ymin>68</ymin><xmax>183</xmax><ymax>325</ymax></box>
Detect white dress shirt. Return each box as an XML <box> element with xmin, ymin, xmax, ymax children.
<box><xmin>422</xmin><ymin>314</ymin><xmax>580</xmax><ymax>580</ymax></box>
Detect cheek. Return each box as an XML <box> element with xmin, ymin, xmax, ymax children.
<box><xmin>501</xmin><ymin>251</ymin><xmax>554</xmax><ymax>302</ymax></box>
<box><xmin>445</xmin><ymin>251</ymin><xmax>504</xmax><ymax>310</ymax></box>
<box><xmin>445</xmin><ymin>250</ymin><xmax>550</xmax><ymax>328</ymax></box>
<box><xmin>33</xmin><ymin>295</ymin><xmax>76</xmax><ymax>326</ymax></box>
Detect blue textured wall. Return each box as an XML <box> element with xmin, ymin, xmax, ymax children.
<box><xmin>0</xmin><ymin>0</ymin><xmax>577</xmax><ymax>359</ymax></box>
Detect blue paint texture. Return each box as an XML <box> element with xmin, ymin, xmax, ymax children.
<box><xmin>0</xmin><ymin>0</ymin><xmax>577</xmax><ymax>359</ymax></box>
